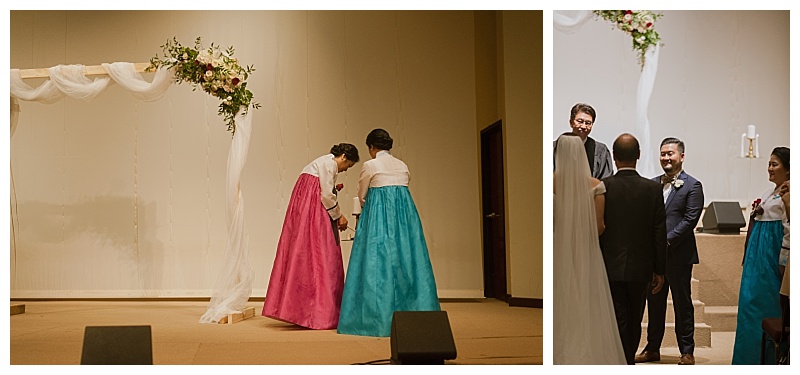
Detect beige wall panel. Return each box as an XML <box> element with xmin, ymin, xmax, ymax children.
<box><xmin>10</xmin><ymin>10</ymin><xmax>489</xmax><ymax>298</ymax></box>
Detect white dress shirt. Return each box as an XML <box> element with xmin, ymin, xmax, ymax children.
<box><xmin>301</xmin><ymin>154</ymin><xmax>342</xmax><ymax>220</ymax></box>
<box><xmin>357</xmin><ymin>150</ymin><xmax>409</xmax><ymax>206</ymax></box>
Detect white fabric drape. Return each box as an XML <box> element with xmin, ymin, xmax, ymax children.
<box><xmin>10</xmin><ymin>62</ymin><xmax>254</xmax><ymax>323</ymax></box>
<box><xmin>636</xmin><ymin>44</ymin><xmax>660</xmax><ymax>177</ymax></box>
<box><xmin>553</xmin><ymin>10</ymin><xmax>660</xmax><ymax>177</ymax></box>
<box><xmin>101</xmin><ymin>63</ymin><xmax>173</xmax><ymax>101</ymax></box>
<box><xmin>553</xmin><ymin>10</ymin><xmax>593</xmax><ymax>34</ymax></box>
<box><xmin>10</xmin><ymin>62</ymin><xmax>173</xmax><ymax>113</ymax></box>
<box><xmin>199</xmin><ymin>109</ymin><xmax>254</xmax><ymax>323</ymax></box>
<box><xmin>48</xmin><ymin>65</ymin><xmax>113</xmax><ymax>102</ymax></box>
<box><xmin>10</xmin><ymin>69</ymin><xmax>65</xmax><ymax>104</ymax></box>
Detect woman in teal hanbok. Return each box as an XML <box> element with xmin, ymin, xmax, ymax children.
<box><xmin>337</xmin><ymin>129</ymin><xmax>440</xmax><ymax>337</ymax></box>
<box><xmin>732</xmin><ymin>147</ymin><xmax>789</xmax><ymax>364</ymax></box>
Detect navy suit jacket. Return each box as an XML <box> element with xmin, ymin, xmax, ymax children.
<box><xmin>651</xmin><ymin>170</ymin><xmax>704</xmax><ymax>265</ymax></box>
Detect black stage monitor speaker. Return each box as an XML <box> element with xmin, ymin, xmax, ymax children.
<box><xmin>81</xmin><ymin>325</ymin><xmax>153</xmax><ymax>365</ymax></box>
<box><xmin>390</xmin><ymin>311</ymin><xmax>457</xmax><ymax>365</ymax></box>
<box><xmin>702</xmin><ymin>201</ymin><xmax>746</xmax><ymax>234</ymax></box>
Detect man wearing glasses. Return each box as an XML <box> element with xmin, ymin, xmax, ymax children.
<box><xmin>553</xmin><ymin>103</ymin><xmax>614</xmax><ymax>179</ymax></box>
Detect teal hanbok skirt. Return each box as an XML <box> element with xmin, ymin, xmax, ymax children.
<box><xmin>337</xmin><ymin>186</ymin><xmax>440</xmax><ymax>337</ymax></box>
<box><xmin>732</xmin><ymin>219</ymin><xmax>784</xmax><ymax>364</ymax></box>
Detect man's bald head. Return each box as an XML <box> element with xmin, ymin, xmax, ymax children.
<box><xmin>613</xmin><ymin>133</ymin><xmax>640</xmax><ymax>167</ymax></box>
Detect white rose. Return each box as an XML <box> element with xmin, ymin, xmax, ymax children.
<box><xmin>205</xmin><ymin>70</ymin><xmax>214</xmax><ymax>78</ymax></box>
<box><xmin>226</xmin><ymin>96</ymin><xmax>232</xmax><ymax>101</ymax></box>
<box><xmin>623</xmin><ymin>14</ymin><xmax>632</xmax><ymax>22</ymax></box>
<box><xmin>224</xmin><ymin>85</ymin><xmax>231</xmax><ymax>92</ymax></box>
<box><xmin>182</xmin><ymin>53</ymin><xmax>188</xmax><ymax>60</ymax></box>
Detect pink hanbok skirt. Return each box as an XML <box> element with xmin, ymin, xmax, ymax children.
<box><xmin>262</xmin><ymin>173</ymin><xmax>343</xmax><ymax>329</ymax></box>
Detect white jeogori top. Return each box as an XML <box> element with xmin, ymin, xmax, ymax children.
<box><xmin>357</xmin><ymin>150</ymin><xmax>409</xmax><ymax>206</ymax></box>
<box><xmin>301</xmin><ymin>154</ymin><xmax>342</xmax><ymax>220</ymax></box>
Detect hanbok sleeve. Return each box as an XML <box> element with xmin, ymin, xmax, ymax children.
<box><xmin>358</xmin><ymin>161</ymin><xmax>374</xmax><ymax>206</ymax></box>
<box><xmin>318</xmin><ymin>158</ymin><xmax>341</xmax><ymax>220</ymax></box>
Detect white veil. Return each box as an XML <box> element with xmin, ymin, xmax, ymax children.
<box><xmin>553</xmin><ymin>135</ymin><xmax>626</xmax><ymax>364</ymax></box>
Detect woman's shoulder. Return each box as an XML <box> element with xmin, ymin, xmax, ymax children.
<box><xmin>591</xmin><ymin>178</ymin><xmax>606</xmax><ymax>195</ymax></box>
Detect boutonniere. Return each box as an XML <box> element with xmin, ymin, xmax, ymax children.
<box><xmin>333</xmin><ymin>183</ymin><xmax>344</xmax><ymax>195</ymax></box>
<box><xmin>673</xmin><ymin>179</ymin><xmax>684</xmax><ymax>188</ymax></box>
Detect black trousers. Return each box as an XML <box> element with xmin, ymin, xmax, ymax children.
<box><xmin>642</xmin><ymin>264</ymin><xmax>695</xmax><ymax>355</ymax></box>
<box><xmin>609</xmin><ymin>280</ymin><xmax>649</xmax><ymax>365</ymax></box>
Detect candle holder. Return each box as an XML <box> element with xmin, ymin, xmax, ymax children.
<box><xmin>740</xmin><ymin>125</ymin><xmax>760</xmax><ymax>158</ymax></box>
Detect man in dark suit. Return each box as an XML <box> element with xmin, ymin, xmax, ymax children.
<box><xmin>552</xmin><ymin>103</ymin><xmax>614</xmax><ymax>179</ymax></box>
<box><xmin>635</xmin><ymin>137</ymin><xmax>704</xmax><ymax>365</ymax></box>
<box><xmin>600</xmin><ymin>133</ymin><xmax>667</xmax><ymax>365</ymax></box>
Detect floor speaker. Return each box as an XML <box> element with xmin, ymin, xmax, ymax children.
<box><xmin>390</xmin><ymin>311</ymin><xmax>457</xmax><ymax>365</ymax></box>
<box><xmin>702</xmin><ymin>201</ymin><xmax>746</xmax><ymax>234</ymax></box>
<box><xmin>80</xmin><ymin>325</ymin><xmax>153</xmax><ymax>365</ymax></box>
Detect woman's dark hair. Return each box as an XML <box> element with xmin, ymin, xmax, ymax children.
<box><xmin>366</xmin><ymin>128</ymin><xmax>394</xmax><ymax>150</ymax></box>
<box><xmin>771</xmin><ymin>146</ymin><xmax>790</xmax><ymax>171</ymax></box>
<box><xmin>331</xmin><ymin>143</ymin><xmax>360</xmax><ymax>163</ymax></box>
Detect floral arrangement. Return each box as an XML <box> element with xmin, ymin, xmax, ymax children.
<box><xmin>594</xmin><ymin>10</ymin><xmax>663</xmax><ymax>69</ymax></box>
<box><xmin>147</xmin><ymin>37</ymin><xmax>260</xmax><ymax>135</ymax></box>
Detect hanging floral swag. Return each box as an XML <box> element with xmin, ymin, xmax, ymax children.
<box><xmin>594</xmin><ymin>10</ymin><xmax>663</xmax><ymax>69</ymax></box>
<box><xmin>147</xmin><ymin>37</ymin><xmax>260</xmax><ymax>135</ymax></box>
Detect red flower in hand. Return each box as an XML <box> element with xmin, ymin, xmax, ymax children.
<box><xmin>335</xmin><ymin>184</ymin><xmax>344</xmax><ymax>192</ymax></box>
<box><xmin>751</xmin><ymin>198</ymin><xmax>764</xmax><ymax>217</ymax></box>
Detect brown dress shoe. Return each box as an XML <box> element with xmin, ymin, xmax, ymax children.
<box><xmin>634</xmin><ymin>350</ymin><xmax>660</xmax><ymax>363</ymax></box>
<box><xmin>678</xmin><ymin>353</ymin><xmax>695</xmax><ymax>365</ymax></box>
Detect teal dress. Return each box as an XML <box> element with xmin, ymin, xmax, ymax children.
<box><xmin>337</xmin><ymin>185</ymin><xmax>440</xmax><ymax>337</ymax></box>
<box><xmin>732</xmin><ymin>189</ymin><xmax>786</xmax><ymax>364</ymax></box>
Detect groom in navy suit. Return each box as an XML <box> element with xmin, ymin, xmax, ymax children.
<box><xmin>636</xmin><ymin>137</ymin><xmax>704</xmax><ymax>365</ymax></box>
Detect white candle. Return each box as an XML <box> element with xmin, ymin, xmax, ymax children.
<box><xmin>353</xmin><ymin>196</ymin><xmax>362</xmax><ymax>215</ymax></box>
<box><xmin>747</xmin><ymin>125</ymin><xmax>756</xmax><ymax>139</ymax></box>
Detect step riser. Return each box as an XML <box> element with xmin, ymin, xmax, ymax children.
<box><xmin>639</xmin><ymin>323</ymin><xmax>712</xmax><ymax>348</ymax></box>
<box><xmin>642</xmin><ymin>300</ymin><xmax>705</xmax><ymax>323</ymax></box>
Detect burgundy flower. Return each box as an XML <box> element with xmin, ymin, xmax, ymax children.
<box><xmin>335</xmin><ymin>183</ymin><xmax>344</xmax><ymax>191</ymax></box>
<box><xmin>232</xmin><ymin>77</ymin><xmax>240</xmax><ymax>86</ymax></box>
<box><xmin>206</xmin><ymin>63</ymin><xmax>213</xmax><ymax>70</ymax></box>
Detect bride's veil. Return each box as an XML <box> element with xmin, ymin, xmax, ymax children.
<box><xmin>553</xmin><ymin>134</ymin><xmax>625</xmax><ymax>364</ymax></box>
<box><xmin>554</xmin><ymin>134</ymin><xmax>598</xmax><ymax>260</ymax></box>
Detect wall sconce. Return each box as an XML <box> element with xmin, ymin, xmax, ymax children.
<box><xmin>740</xmin><ymin>124</ymin><xmax>759</xmax><ymax>158</ymax></box>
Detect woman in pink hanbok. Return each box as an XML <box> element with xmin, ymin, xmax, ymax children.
<box><xmin>262</xmin><ymin>143</ymin><xmax>359</xmax><ymax>329</ymax></box>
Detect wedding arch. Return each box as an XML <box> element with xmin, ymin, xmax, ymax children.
<box><xmin>10</xmin><ymin>44</ymin><xmax>256</xmax><ymax>324</ymax></box>
<box><xmin>554</xmin><ymin>10</ymin><xmax>663</xmax><ymax>177</ymax></box>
